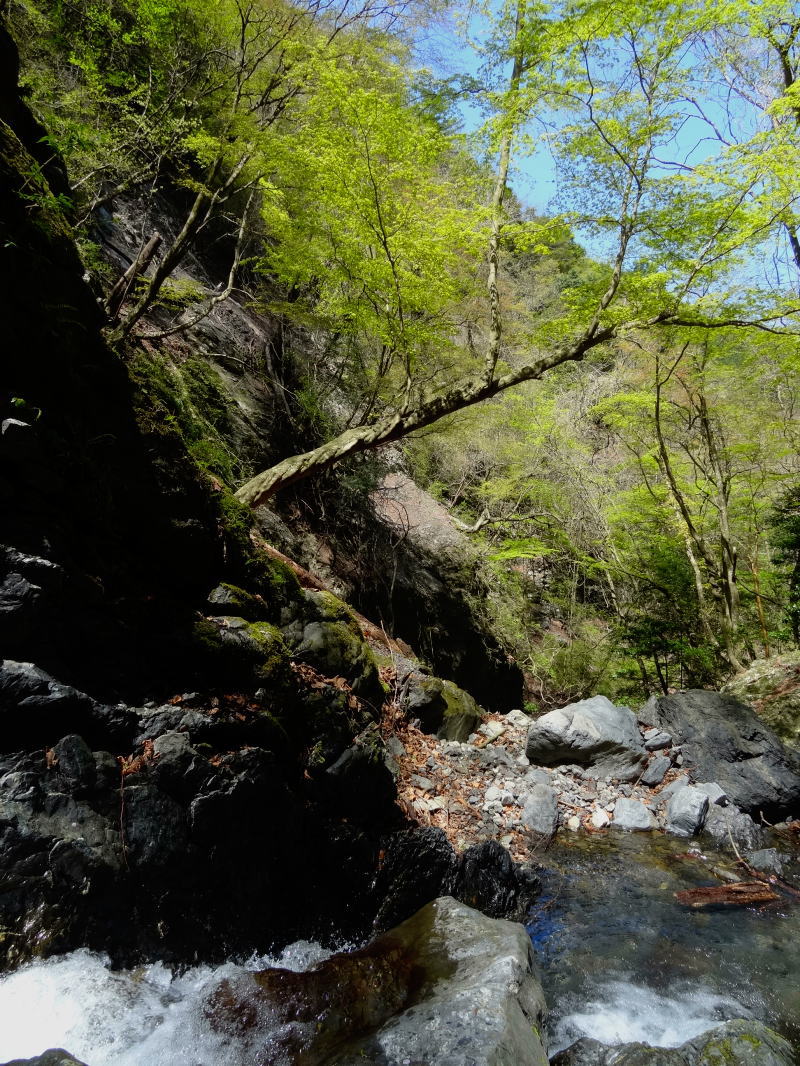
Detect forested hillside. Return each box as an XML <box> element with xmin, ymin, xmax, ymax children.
<box><xmin>6</xmin><ymin>0</ymin><xmax>800</xmax><ymax>702</ymax></box>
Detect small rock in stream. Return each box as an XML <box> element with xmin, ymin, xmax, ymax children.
<box><xmin>612</xmin><ymin>798</ymin><xmax>655</xmax><ymax>831</ymax></box>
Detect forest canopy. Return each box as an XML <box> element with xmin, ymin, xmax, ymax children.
<box><xmin>8</xmin><ymin>0</ymin><xmax>800</xmax><ymax>697</ymax></box>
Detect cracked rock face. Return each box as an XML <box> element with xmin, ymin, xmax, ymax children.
<box><xmin>648</xmin><ymin>690</ymin><xmax>800</xmax><ymax>819</ymax></box>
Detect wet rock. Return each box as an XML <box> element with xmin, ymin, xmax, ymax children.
<box><xmin>647</xmin><ymin>690</ymin><xmax>800</xmax><ymax>819</ymax></box>
<box><xmin>526</xmin><ymin>696</ymin><xmax>648</xmax><ymax>782</ymax></box>
<box><xmin>551</xmin><ymin>1019</ymin><xmax>794</xmax><ymax>1064</ymax></box>
<box><xmin>371</xmin><ymin>827</ymin><xmax>538</xmax><ymax>933</ymax></box>
<box><xmin>666</xmin><ymin>786</ymin><xmax>709</xmax><ymax>837</ymax></box>
<box><xmin>612</xmin><ymin>797</ymin><xmax>655</xmax><ymax>831</ymax></box>
<box><xmin>0</xmin><ymin>1052</ymin><xmax>91</xmax><ymax>1066</ymax></box>
<box><xmin>683</xmin><ymin>1018</ymin><xmax>796</xmax><ymax>1065</ymax></box>
<box><xmin>521</xmin><ymin>783</ymin><xmax>559</xmax><ymax>838</ymax></box>
<box><xmin>641</xmin><ymin>755</ymin><xmax>671</xmax><ymax>787</ymax></box>
<box><xmin>208</xmin><ymin>897</ymin><xmax>548</xmax><ymax>1066</ymax></box>
<box><xmin>551</xmin><ymin>1038</ymin><xmax>684</xmax><ymax>1064</ymax></box>
<box><xmin>746</xmin><ymin>847</ymin><xmax>784</xmax><ymax>874</ymax></box>
<box><xmin>453</xmin><ymin>840</ymin><xmax>539</xmax><ymax>920</ymax></box>
<box><xmin>371</xmin><ymin>827</ymin><xmax>460</xmax><ymax>932</ymax></box>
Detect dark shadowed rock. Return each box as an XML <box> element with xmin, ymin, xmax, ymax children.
<box><xmin>649</xmin><ymin>690</ymin><xmax>800</xmax><ymax>818</ymax></box>
<box><xmin>371</xmin><ymin>827</ymin><xmax>539</xmax><ymax>934</ymax></box>
<box><xmin>526</xmin><ymin>696</ymin><xmax>647</xmax><ymax>782</ymax></box>
<box><xmin>207</xmin><ymin>896</ymin><xmax>548</xmax><ymax>1066</ymax></box>
<box><xmin>0</xmin><ymin>661</ymin><xmax>135</xmax><ymax>751</ymax></box>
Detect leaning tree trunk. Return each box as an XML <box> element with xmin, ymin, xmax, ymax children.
<box><xmin>234</xmin><ymin>323</ymin><xmax>618</xmax><ymax>509</ymax></box>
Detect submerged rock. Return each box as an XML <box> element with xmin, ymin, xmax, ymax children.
<box><xmin>551</xmin><ymin>1019</ymin><xmax>795</xmax><ymax>1065</ymax></box>
<box><xmin>526</xmin><ymin>696</ymin><xmax>647</xmax><ymax>782</ymax></box>
<box><xmin>206</xmin><ymin>896</ymin><xmax>549</xmax><ymax>1066</ymax></box>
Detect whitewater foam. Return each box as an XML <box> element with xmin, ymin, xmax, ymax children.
<box><xmin>0</xmin><ymin>941</ymin><xmax>334</xmax><ymax>1066</ymax></box>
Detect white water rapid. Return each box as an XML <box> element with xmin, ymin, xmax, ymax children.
<box><xmin>0</xmin><ymin>942</ymin><xmax>334</xmax><ymax>1066</ymax></box>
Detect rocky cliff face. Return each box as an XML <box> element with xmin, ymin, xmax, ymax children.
<box><xmin>0</xmin><ymin>24</ymin><xmax>534</xmax><ymax>969</ymax></box>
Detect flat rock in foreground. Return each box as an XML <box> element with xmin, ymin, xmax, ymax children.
<box><xmin>207</xmin><ymin>896</ymin><xmax>548</xmax><ymax>1066</ymax></box>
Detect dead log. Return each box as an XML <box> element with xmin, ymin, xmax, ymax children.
<box><xmin>675</xmin><ymin>881</ymin><xmax>779</xmax><ymax>908</ymax></box>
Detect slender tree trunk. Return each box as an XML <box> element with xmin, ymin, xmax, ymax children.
<box><xmin>485</xmin><ymin>0</ymin><xmax>525</xmax><ymax>382</ymax></box>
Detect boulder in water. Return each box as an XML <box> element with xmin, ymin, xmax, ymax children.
<box><xmin>551</xmin><ymin>1018</ymin><xmax>795</xmax><ymax>1065</ymax></box>
<box><xmin>206</xmin><ymin>895</ymin><xmax>549</xmax><ymax>1066</ymax></box>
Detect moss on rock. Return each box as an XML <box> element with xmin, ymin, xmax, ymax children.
<box><xmin>724</xmin><ymin>652</ymin><xmax>800</xmax><ymax>749</ymax></box>
<box><xmin>295</xmin><ymin>620</ymin><xmax>385</xmax><ymax>711</ymax></box>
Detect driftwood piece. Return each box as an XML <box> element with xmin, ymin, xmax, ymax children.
<box><xmin>675</xmin><ymin>881</ymin><xmax>779</xmax><ymax>908</ymax></box>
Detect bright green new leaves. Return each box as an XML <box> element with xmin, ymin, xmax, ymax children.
<box><xmin>259</xmin><ymin>55</ymin><xmax>485</xmax><ymax>396</ymax></box>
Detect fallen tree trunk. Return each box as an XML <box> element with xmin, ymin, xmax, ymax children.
<box><xmin>675</xmin><ymin>882</ymin><xmax>779</xmax><ymax>908</ymax></box>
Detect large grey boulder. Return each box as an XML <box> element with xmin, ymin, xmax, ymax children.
<box><xmin>526</xmin><ymin>696</ymin><xmax>647</xmax><ymax>782</ymax></box>
<box><xmin>551</xmin><ymin>1019</ymin><xmax>795</xmax><ymax>1065</ymax></box>
<box><xmin>648</xmin><ymin>690</ymin><xmax>800</xmax><ymax>819</ymax></box>
<box><xmin>207</xmin><ymin>896</ymin><xmax>549</xmax><ymax>1066</ymax></box>
<box><xmin>665</xmin><ymin>786</ymin><xmax>709</xmax><ymax>837</ymax></box>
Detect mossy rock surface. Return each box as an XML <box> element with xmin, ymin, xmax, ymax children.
<box><xmin>724</xmin><ymin>652</ymin><xmax>800</xmax><ymax>750</ymax></box>
<box><xmin>207</xmin><ymin>583</ymin><xmax>270</xmax><ymax>621</ymax></box>
<box><xmin>295</xmin><ymin>620</ymin><xmax>384</xmax><ymax>711</ymax></box>
<box><xmin>190</xmin><ymin>616</ymin><xmax>292</xmax><ymax>691</ymax></box>
<box><xmin>552</xmin><ymin>1020</ymin><xmax>795</xmax><ymax>1066</ymax></box>
<box><xmin>405</xmin><ymin>673</ymin><xmax>482</xmax><ymax>742</ymax></box>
